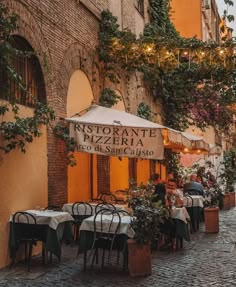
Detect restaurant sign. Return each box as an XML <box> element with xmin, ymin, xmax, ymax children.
<box><xmin>69</xmin><ymin>123</ymin><xmax>164</xmax><ymax>159</ymax></box>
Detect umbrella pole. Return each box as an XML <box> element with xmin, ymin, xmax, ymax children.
<box><xmin>90</xmin><ymin>154</ymin><xmax>94</xmax><ymax>200</ymax></box>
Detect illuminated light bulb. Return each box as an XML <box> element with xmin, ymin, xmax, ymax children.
<box><xmin>146</xmin><ymin>46</ymin><xmax>152</xmax><ymax>52</ymax></box>
<box><xmin>219</xmin><ymin>50</ymin><xmax>224</xmax><ymax>55</ymax></box>
<box><xmin>184</xmin><ymin>148</ymin><xmax>189</xmax><ymax>152</ymax></box>
<box><xmin>183</xmin><ymin>51</ymin><xmax>188</xmax><ymax>56</ymax></box>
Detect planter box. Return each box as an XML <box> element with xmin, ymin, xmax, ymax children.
<box><xmin>127</xmin><ymin>239</ymin><xmax>152</xmax><ymax>277</ymax></box>
<box><xmin>230</xmin><ymin>192</ymin><xmax>235</xmax><ymax>208</ymax></box>
<box><xmin>223</xmin><ymin>193</ymin><xmax>231</xmax><ymax>210</ymax></box>
<box><xmin>204</xmin><ymin>207</ymin><xmax>219</xmax><ymax>233</ymax></box>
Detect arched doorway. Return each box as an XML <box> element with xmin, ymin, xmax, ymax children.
<box><xmin>66</xmin><ymin>70</ymin><xmax>97</xmax><ymax>202</ymax></box>
<box><xmin>109</xmin><ymin>92</ymin><xmax>129</xmax><ymax>192</ymax></box>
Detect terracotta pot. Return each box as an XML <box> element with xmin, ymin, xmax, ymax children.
<box><xmin>127</xmin><ymin>239</ymin><xmax>152</xmax><ymax>277</ymax></box>
<box><xmin>204</xmin><ymin>207</ymin><xmax>219</xmax><ymax>233</ymax></box>
<box><xmin>230</xmin><ymin>192</ymin><xmax>235</xmax><ymax>208</ymax></box>
<box><xmin>223</xmin><ymin>193</ymin><xmax>231</xmax><ymax>210</ymax></box>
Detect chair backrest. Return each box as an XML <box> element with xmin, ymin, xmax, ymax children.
<box><xmin>93</xmin><ymin>208</ymin><xmax>121</xmax><ymax>239</ymax></box>
<box><xmin>13</xmin><ymin>211</ymin><xmax>37</xmax><ymax>224</ymax></box>
<box><xmin>12</xmin><ymin>212</ymin><xmax>38</xmax><ymax>241</ymax></box>
<box><xmin>95</xmin><ymin>202</ymin><xmax>116</xmax><ymax>214</ymax></box>
<box><xmin>185</xmin><ymin>195</ymin><xmax>193</xmax><ymax>207</ymax></box>
<box><xmin>116</xmin><ymin>209</ymin><xmax>132</xmax><ymax>217</ymax></box>
<box><xmin>72</xmin><ymin>202</ymin><xmax>93</xmax><ymax>217</ymax></box>
<box><xmin>101</xmin><ymin>193</ymin><xmax>118</xmax><ymax>204</ymax></box>
<box><xmin>115</xmin><ymin>189</ymin><xmax>128</xmax><ymax>195</ymax></box>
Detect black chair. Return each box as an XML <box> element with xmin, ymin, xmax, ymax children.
<box><xmin>95</xmin><ymin>202</ymin><xmax>116</xmax><ymax>214</ymax></box>
<box><xmin>185</xmin><ymin>195</ymin><xmax>195</xmax><ymax>232</ymax></box>
<box><xmin>90</xmin><ymin>208</ymin><xmax>122</xmax><ymax>268</ymax></box>
<box><xmin>101</xmin><ymin>193</ymin><xmax>118</xmax><ymax>204</ymax></box>
<box><xmin>115</xmin><ymin>189</ymin><xmax>128</xmax><ymax>195</ymax></box>
<box><xmin>72</xmin><ymin>202</ymin><xmax>93</xmax><ymax>241</ymax></box>
<box><xmin>90</xmin><ymin>194</ymin><xmax>104</xmax><ymax>203</ymax></box>
<box><xmin>11</xmin><ymin>211</ymin><xmax>46</xmax><ymax>271</ymax></box>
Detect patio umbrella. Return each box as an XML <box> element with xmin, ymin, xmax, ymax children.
<box><xmin>65</xmin><ymin>104</ymin><xmax>193</xmax><ymax>160</ymax></box>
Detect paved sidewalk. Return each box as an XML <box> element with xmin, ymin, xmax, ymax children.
<box><xmin>1</xmin><ymin>208</ymin><xmax>236</xmax><ymax>287</ymax></box>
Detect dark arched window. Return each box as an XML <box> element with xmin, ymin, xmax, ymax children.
<box><xmin>135</xmin><ymin>0</ymin><xmax>144</xmax><ymax>17</ymax></box>
<box><xmin>0</xmin><ymin>36</ymin><xmax>46</xmax><ymax>106</ymax></box>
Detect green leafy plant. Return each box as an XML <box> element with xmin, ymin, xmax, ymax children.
<box><xmin>99</xmin><ymin>88</ymin><xmax>121</xmax><ymax>108</ymax></box>
<box><xmin>219</xmin><ymin>148</ymin><xmax>236</xmax><ymax>192</ymax></box>
<box><xmin>137</xmin><ymin>102</ymin><xmax>151</xmax><ymax>120</ymax></box>
<box><xmin>128</xmin><ymin>182</ymin><xmax>169</xmax><ymax>243</ymax></box>
<box><xmin>97</xmin><ymin>6</ymin><xmax>236</xmax><ymax>133</ymax></box>
<box><xmin>53</xmin><ymin>121</ymin><xmax>77</xmax><ymax>166</ymax></box>
<box><xmin>0</xmin><ymin>3</ymin><xmax>55</xmax><ymax>154</ymax></box>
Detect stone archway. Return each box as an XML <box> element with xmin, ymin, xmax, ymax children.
<box><xmin>66</xmin><ymin>69</ymin><xmax>97</xmax><ymax>202</ymax></box>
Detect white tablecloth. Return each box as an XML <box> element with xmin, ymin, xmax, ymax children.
<box><xmin>62</xmin><ymin>202</ymin><xmax>129</xmax><ymax>215</ymax></box>
<box><xmin>183</xmin><ymin>195</ymin><xmax>204</xmax><ymax>208</ymax></box>
<box><xmin>10</xmin><ymin>210</ymin><xmax>74</xmax><ymax>230</ymax></box>
<box><xmin>80</xmin><ymin>214</ymin><xmax>135</xmax><ymax>238</ymax></box>
<box><xmin>171</xmin><ymin>207</ymin><xmax>190</xmax><ymax>224</ymax></box>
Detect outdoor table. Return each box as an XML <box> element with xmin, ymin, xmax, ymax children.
<box><xmin>62</xmin><ymin>202</ymin><xmax>129</xmax><ymax>215</ymax></box>
<box><xmin>9</xmin><ymin>210</ymin><xmax>74</xmax><ymax>260</ymax></box>
<box><xmin>171</xmin><ymin>207</ymin><xmax>191</xmax><ymax>243</ymax></box>
<box><xmin>183</xmin><ymin>195</ymin><xmax>204</xmax><ymax>232</ymax></box>
<box><xmin>78</xmin><ymin>214</ymin><xmax>134</xmax><ymax>270</ymax></box>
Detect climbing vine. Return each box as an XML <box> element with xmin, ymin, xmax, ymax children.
<box><xmin>97</xmin><ymin>2</ymin><xmax>236</xmax><ymax>132</ymax></box>
<box><xmin>0</xmin><ymin>4</ymin><xmax>55</xmax><ymax>154</ymax></box>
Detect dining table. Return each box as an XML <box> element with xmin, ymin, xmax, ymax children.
<box><xmin>78</xmin><ymin>213</ymin><xmax>134</xmax><ymax>270</ymax></box>
<box><xmin>171</xmin><ymin>206</ymin><xmax>191</xmax><ymax>244</ymax></box>
<box><xmin>62</xmin><ymin>202</ymin><xmax>130</xmax><ymax>215</ymax></box>
<box><xmin>9</xmin><ymin>209</ymin><xmax>74</xmax><ymax>261</ymax></box>
<box><xmin>183</xmin><ymin>195</ymin><xmax>205</xmax><ymax>232</ymax></box>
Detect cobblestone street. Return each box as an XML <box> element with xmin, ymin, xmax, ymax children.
<box><xmin>1</xmin><ymin>208</ymin><xmax>236</xmax><ymax>287</ymax></box>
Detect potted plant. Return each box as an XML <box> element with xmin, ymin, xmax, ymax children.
<box><xmin>127</xmin><ymin>189</ymin><xmax>168</xmax><ymax>276</ymax></box>
<box><xmin>218</xmin><ymin>149</ymin><xmax>236</xmax><ymax>208</ymax></box>
<box><xmin>204</xmin><ymin>185</ymin><xmax>222</xmax><ymax>233</ymax></box>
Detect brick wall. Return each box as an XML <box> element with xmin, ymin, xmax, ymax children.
<box><xmin>4</xmin><ymin>0</ymin><xmax>159</xmax><ymax>204</ymax></box>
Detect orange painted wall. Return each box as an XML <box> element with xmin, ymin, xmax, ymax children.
<box><xmin>170</xmin><ymin>0</ymin><xmax>202</xmax><ymax>39</ymax></box>
<box><xmin>110</xmin><ymin>96</ymin><xmax>129</xmax><ymax>192</ymax></box>
<box><xmin>137</xmin><ymin>159</ymin><xmax>150</xmax><ymax>185</ymax></box>
<box><xmin>110</xmin><ymin>157</ymin><xmax>129</xmax><ymax>192</ymax></box>
<box><xmin>67</xmin><ymin>70</ymin><xmax>95</xmax><ymax>202</ymax></box>
<box><xmin>0</xmin><ymin>104</ymin><xmax>48</xmax><ymax>268</ymax></box>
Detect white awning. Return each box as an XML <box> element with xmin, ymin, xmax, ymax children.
<box><xmin>65</xmin><ymin>104</ymin><xmax>191</xmax><ymax>160</ymax></box>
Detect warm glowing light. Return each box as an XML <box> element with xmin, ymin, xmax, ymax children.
<box><xmin>219</xmin><ymin>50</ymin><xmax>224</xmax><ymax>55</ymax></box>
<box><xmin>201</xmin><ymin>51</ymin><xmax>205</xmax><ymax>56</ymax></box>
<box><xmin>184</xmin><ymin>148</ymin><xmax>189</xmax><ymax>152</ymax></box>
<box><xmin>197</xmin><ymin>149</ymin><xmax>201</xmax><ymax>153</ymax></box>
<box><xmin>183</xmin><ymin>51</ymin><xmax>188</xmax><ymax>56</ymax></box>
<box><xmin>146</xmin><ymin>46</ymin><xmax>153</xmax><ymax>52</ymax></box>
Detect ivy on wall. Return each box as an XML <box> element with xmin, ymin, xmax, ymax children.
<box><xmin>97</xmin><ymin>2</ymin><xmax>236</xmax><ymax>133</ymax></box>
<box><xmin>0</xmin><ymin>4</ymin><xmax>55</xmax><ymax>154</ymax></box>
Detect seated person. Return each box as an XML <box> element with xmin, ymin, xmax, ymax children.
<box><xmin>151</xmin><ymin>173</ymin><xmax>166</xmax><ymax>205</ymax></box>
<box><xmin>183</xmin><ymin>174</ymin><xmax>205</xmax><ymax>196</ymax></box>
